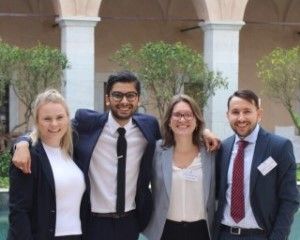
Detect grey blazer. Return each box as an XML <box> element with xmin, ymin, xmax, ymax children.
<box><xmin>142</xmin><ymin>140</ymin><xmax>216</xmax><ymax>240</ymax></box>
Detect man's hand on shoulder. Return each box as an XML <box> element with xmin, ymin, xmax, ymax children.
<box><xmin>203</xmin><ymin>128</ymin><xmax>221</xmax><ymax>152</ymax></box>
<box><xmin>12</xmin><ymin>141</ymin><xmax>31</xmax><ymax>174</ymax></box>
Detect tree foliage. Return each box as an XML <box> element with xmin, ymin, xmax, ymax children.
<box><xmin>0</xmin><ymin>42</ymin><xmax>20</xmax><ymax>136</ymax></box>
<box><xmin>0</xmin><ymin>42</ymin><xmax>68</xmax><ymax>132</ymax></box>
<box><xmin>111</xmin><ymin>42</ymin><xmax>227</xmax><ymax>120</ymax></box>
<box><xmin>0</xmin><ymin>42</ymin><xmax>19</xmax><ymax>106</ymax></box>
<box><xmin>11</xmin><ymin>44</ymin><xmax>68</xmax><ymax>131</ymax></box>
<box><xmin>257</xmin><ymin>46</ymin><xmax>300</xmax><ymax>133</ymax></box>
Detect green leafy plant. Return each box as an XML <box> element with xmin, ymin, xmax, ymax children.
<box><xmin>0</xmin><ymin>42</ymin><xmax>19</xmax><ymax>106</ymax></box>
<box><xmin>11</xmin><ymin>43</ymin><xmax>68</xmax><ymax>132</ymax></box>
<box><xmin>0</xmin><ymin>150</ymin><xmax>10</xmax><ymax>188</ymax></box>
<box><xmin>111</xmin><ymin>42</ymin><xmax>227</xmax><ymax>120</ymax></box>
<box><xmin>0</xmin><ymin>41</ymin><xmax>68</xmax><ymax>132</ymax></box>
<box><xmin>257</xmin><ymin>46</ymin><xmax>300</xmax><ymax>134</ymax></box>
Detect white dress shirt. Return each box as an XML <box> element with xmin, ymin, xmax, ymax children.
<box><xmin>167</xmin><ymin>154</ymin><xmax>207</xmax><ymax>222</ymax></box>
<box><xmin>89</xmin><ymin>112</ymin><xmax>147</xmax><ymax>213</ymax></box>
<box><xmin>43</xmin><ymin>143</ymin><xmax>85</xmax><ymax>236</ymax></box>
<box><xmin>222</xmin><ymin>124</ymin><xmax>262</xmax><ymax>229</ymax></box>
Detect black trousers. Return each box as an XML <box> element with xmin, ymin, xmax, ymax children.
<box><xmin>161</xmin><ymin>219</ymin><xmax>210</xmax><ymax>240</ymax></box>
<box><xmin>54</xmin><ymin>235</ymin><xmax>82</xmax><ymax>240</ymax></box>
<box><xmin>86</xmin><ymin>212</ymin><xmax>139</xmax><ymax>240</ymax></box>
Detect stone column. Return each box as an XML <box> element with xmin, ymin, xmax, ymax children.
<box><xmin>9</xmin><ymin>86</ymin><xmax>19</xmax><ymax>132</ymax></box>
<box><xmin>200</xmin><ymin>21</ymin><xmax>245</xmax><ymax>139</ymax></box>
<box><xmin>57</xmin><ymin>16</ymin><xmax>100</xmax><ymax>117</ymax></box>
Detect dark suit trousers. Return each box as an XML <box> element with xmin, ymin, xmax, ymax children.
<box><xmin>161</xmin><ymin>219</ymin><xmax>209</xmax><ymax>240</ymax></box>
<box><xmin>54</xmin><ymin>235</ymin><xmax>82</xmax><ymax>240</ymax></box>
<box><xmin>86</xmin><ymin>213</ymin><xmax>139</xmax><ymax>240</ymax></box>
<box><xmin>218</xmin><ymin>231</ymin><xmax>267</xmax><ymax>240</ymax></box>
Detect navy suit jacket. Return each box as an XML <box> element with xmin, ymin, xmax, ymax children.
<box><xmin>72</xmin><ymin>109</ymin><xmax>161</xmax><ymax>231</ymax></box>
<box><xmin>214</xmin><ymin>127</ymin><xmax>299</xmax><ymax>240</ymax></box>
<box><xmin>8</xmin><ymin>140</ymin><xmax>89</xmax><ymax>240</ymax></box>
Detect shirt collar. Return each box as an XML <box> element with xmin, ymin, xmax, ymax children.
<box><xmin>107</xmin><ymin>111</ymin><xmax>134</xmax><ymax>135</ymax></box>
<box><xmin>234</xmin><ymin>124</ymin><xmax>260</xmax><ymax>145</ymax></box>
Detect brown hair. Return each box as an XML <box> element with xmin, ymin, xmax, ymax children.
<box><xmin>227</xmin><ymin>89</ymin><xmax>260</xmax><ymax>109</ymax></box>
<box><xmin>162</xmin><ymin>94</ymin><xmax>205</xmax><ymax>148</ymax></box>
<box><xmin>30</xmin><ymin>89</ymin><xmax>73</xmax><ymax>156</ymax></box>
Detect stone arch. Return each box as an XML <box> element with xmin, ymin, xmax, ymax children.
<box><xmin>244</xmin><ymin>0</ymin><xmax>300</xmax><ymax>22</ymax></box>
<box><xmin>284</xmin><ymin>0</ymin><xmax>300</xmax><ymax>22</ymax></box>
<box><xmin>244</xmin><ymin>0</ymin><xmax>278</xmax><ymax>22</ymax></box>
<box><xmin>192</xmin><ymin>0</ymin><xmax>249</xmax><ymax>22</ymax></box>
<box><xmin>53</xmin><ymin>0</ymin><xmax>102</xmax><ymax>17</ymax></box>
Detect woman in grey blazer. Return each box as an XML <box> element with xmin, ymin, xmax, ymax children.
<box><xmin>143</xmin><ymin>94</ymin><xmax>215</xmax><ymax>240</ymax></box>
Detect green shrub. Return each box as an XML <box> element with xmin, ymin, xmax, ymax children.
<box><xmin>0</xmin><ymin>150</ymin><xmax>11</xmax><ymax>188</ymax></box>
<box><xmin>297</xmin><ymin>164</ymin><xmax>300</xmax><ymax>182</ymax></box>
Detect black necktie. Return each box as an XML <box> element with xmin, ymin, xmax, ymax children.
<box><xmin>116</xmin><ymin>127</ymin><xmax>127</xmax><ymax>214</ymax></box>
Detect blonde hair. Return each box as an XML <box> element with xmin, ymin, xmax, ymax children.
<box><xmin>30</xmin><ymin>89</ymin><xmax>73</xmax><ymax>156</ymax></box>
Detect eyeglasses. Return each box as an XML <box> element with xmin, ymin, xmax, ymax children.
<box><xmin>171</xmin><ymin>112</ymin><xmax>194</xmax><ymax>121</ymax></box>
<box><xmin>110</xmin><ymin>91</ymin><xmax>138</xmax><ymax>102</ymax></box>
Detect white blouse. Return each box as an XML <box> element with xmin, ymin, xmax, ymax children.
<box><xmin>43</xmin><ymin>143</ymin><xmax>85</xmax><ymax>236</ymax></box>
<box><xmin>166</xmin><ymin>154</ymin><xmax>207</xmax><ymax>222</ymax></box>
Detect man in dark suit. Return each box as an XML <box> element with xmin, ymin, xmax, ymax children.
<box><xmin>71</xmin><ymin>71</ymin><xmax>161</xmax><ymax>239</ymax></box>
<box><xmin>213</xmin><ymin>90</ymin><xmax>299</xmax><ymax>240</ymax></box>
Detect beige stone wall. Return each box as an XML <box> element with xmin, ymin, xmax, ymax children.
<box><xmin>240</xmin><ymin>0</ymin><xmax>300</xmax><ymax>131</ymax></box>
<box><xmin>0</xmin><ymin>1</ymin><xmax>59</xmax><ymax>132</ymax></box>
<box><xmin>96</xmin><ymin>0</ymin><xmax>203</xmax><ymax>71</ymax></box>
<box><xmin>1</xmin><ymin>0</ymin><xmax>299</xmax><ymax>133</ymax></box>
<box><xmin>0</xmin><ymin>0</ymin><xmax>59</xmax><ymax>47</ymax></box>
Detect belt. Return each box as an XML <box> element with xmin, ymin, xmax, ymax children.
<box><xmin>220</xmin><ymin>224</ymin><xmax>265</xmax><ymax>236</ymax></box>
<box><xmin>91</xmin><ymin>210</ymin><xmax>135</xmax><ymax>219</ymax></box>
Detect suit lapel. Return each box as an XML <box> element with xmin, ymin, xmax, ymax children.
<box><xmin>222</xmin><ymin>136</ymin><xmax>235</xmax><ymax>189</ymax></box>
<box><xmin>132</xmin><ymin>116</ymin><xmax>152</xmax><ymax>143</ymax></box>
<box><xmin>161</xmin><ymin>147</ymin><xmax>173</xmax><ymax>199</ymax></box>
<box><xmin>82</xmin><ymin>113</ymin><xmax>107</xmax><ymax>172</ymax></box>
<box><xmin>201</xmin><ymin>147</ymin><xmax>211</xmax><ymax>206</ymax></box>
<box><xmin>250</xmin><ymin>128</ymin><xmax>269</xmax><ymax>194</ymax></box>
<box><xmin>34</xmin><ymin>141</ymin><xmax>56</xmax><ymax>193</ymax></box>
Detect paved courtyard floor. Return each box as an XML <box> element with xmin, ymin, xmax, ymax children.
<box><xmin>1</xmin><ymin>209</ymin><xmax>299</xmax><ymax>239</ymax></box>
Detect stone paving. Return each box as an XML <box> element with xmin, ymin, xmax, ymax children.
<box><xmin>1</xmin><ymin>210</ymin><xmax>299</xmax><ymax>240</ymax></box>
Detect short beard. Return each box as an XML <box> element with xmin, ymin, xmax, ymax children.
<box><xmin>110</xmin><ymin>108</ymin><xmax>134</xmax><ymax>121</ymax></box>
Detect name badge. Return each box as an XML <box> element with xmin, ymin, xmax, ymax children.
<box><xmin>182</xmin><ymin>169</ymin><xmax>200</xmax><ymax>182</ymax></box>
<box><xmin>257</xmin><ymin>156</ymin><xmax>277</xmax><ymax>176</ymax></box>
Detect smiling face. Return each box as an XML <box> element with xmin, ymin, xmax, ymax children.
<box><xmin>227</xmin><ymin>96</ymin><xmax>262</xmax><ymax>138</ymax></box>
<box><xmin>37</xmin><ymin>102</ymin><xmax>69</xmax><ymax>147</ymax></box>
<box><xmin>105</xmin><ymin>82</ymin><xmax>140</xmax><ymax>126</ymax></box>
<box><xmin>169</xmin><ymin>101</ymin><xmax>197</xmax><ymax>138</ymax></box>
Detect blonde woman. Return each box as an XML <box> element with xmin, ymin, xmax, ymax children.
<box><xmin>143</xmin><ymin>94</ymin><xmax>215</xmax><ymax>240</ymax></box>
<box><xmin>8</xmin><ymin>89</ymin><xmax>87</xmax><ymax>240</ymax></box>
